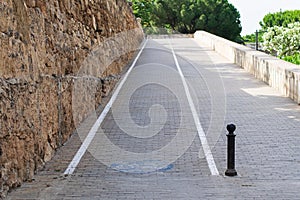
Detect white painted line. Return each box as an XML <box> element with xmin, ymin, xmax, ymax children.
<box><xmin>64</xmin><ymin>39</ymin><xmax>148</xmax><ymax>175</ymax></box>
<box><xmin>168</xmin><ymin>39</ymin><xmax>219</xmax><ymax>176</ymax></box>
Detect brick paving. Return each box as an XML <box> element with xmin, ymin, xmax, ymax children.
<box><xmin>7</xmin><ymin>37</ymin><xmax>300</xmax><ymax>199</ymax></box>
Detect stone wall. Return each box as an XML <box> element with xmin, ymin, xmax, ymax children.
<box><xmin>0</xmin><ymin>0</ymin><xmax>144</xmax><ymax>197</ymax></box>
<box><xmin>195</xmin><ymin>31</ymin><xmax>300</xmax><ymax>104</ymax></box>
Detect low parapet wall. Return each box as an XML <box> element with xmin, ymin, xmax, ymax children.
<box><xmin>194</xmin><ymin>31</ymin><xmax>300</xmax><ymax>104</ymax></box>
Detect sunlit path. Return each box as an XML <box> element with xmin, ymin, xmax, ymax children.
<box><xmin>7</xmin><ymin>36</ymin><xmax>300</xmax><ymax>200</ymax></box>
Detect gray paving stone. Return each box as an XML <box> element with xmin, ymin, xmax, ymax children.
<box><xmin>7</xmin><ymin>36</ymin><xmax>300</xmax><ymax>199</ymax></box>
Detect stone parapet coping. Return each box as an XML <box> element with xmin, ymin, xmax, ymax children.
<box><xmin>195</xmin><ymin>31</ymin><xmax>300</xmax><ymax>104</ymax></box>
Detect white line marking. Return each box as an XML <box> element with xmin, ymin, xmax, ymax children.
<box><xmin>169</xmin><ymin>38</ymin><xmax>219</xmax><ymax>176</ymax></box>
<box><xmin>64</xmin><ymin>39</ymin><xmax>148</xmax><ymax>175</ymax></box>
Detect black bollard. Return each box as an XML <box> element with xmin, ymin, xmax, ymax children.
<box><xmin>225</xmin><ymin>124</ymin><xmax>237</xmax><ymax>176</ymax></box>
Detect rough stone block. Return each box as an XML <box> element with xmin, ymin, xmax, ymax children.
<box><xmin>0</xmin><ymin>0</ymin><xmax>143</xmax><ymax>198</ymax></box>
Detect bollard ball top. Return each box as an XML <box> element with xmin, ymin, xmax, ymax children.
<box><xmin>227</xmin><ymin>124</ymin><xmax>236</xmax><ymax>133</ymax></box>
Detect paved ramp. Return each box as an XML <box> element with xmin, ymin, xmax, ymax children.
<box><xmin>7</xmin><ymin>36</ymin><xmax>300</xmax><ymax>199</ymax></box>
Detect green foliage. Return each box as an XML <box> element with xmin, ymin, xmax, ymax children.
<box><xmin>260</xmin><ymin>11</ymin><xmax>300</xmax><ymax>65</ymax></box>
<box><xmin>260</xmin><ymin>10</ymin><xmax>300</xmax><ymax>30</ymax></box>
<box><xmin>244</xmin><ymin>10</ymin><xmax>300</xmax><ymax>45</ymax></box>
<box><xmin>283</xmin><ymin>53</ymin><xmax>300</xmax><ymax>65</ymax></box>
<box><xmin>196</xmin><ymin>0</ymin><xmax>242</xmax><ymax>42</ymax></box>
<box><xmin>263</xmin><ymin>22</ymin><xmax>300</xmax><ymax>59</ymax></box>
<box><xmin>242</xmin><ymin>33</ymin><xmax>263</xmax><ymax>43</ymax></box>
<box><xmin>131</xmin><ymin>0</ymin><xmax>154</xmax><ymax>28</ymax></box>
<box><xmin>130</xmin><ymin>0</ymin><xmax>242</xmax><ymax>41</ymax></box>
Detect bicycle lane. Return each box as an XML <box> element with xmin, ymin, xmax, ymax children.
<box><xmin>8</xmin><ymin>37</ymin><xmax>223</xmax><ymax>199</ymax></box>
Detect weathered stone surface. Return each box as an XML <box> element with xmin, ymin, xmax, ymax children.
<box><xmin>0</xmin><ymin>0</ymin><xmax>143</xmax><ymax>198</ymax></box>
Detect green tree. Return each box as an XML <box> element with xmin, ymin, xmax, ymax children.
<box><xmin>198</xmin><ymin>0</ymin><xmax>242</xmax><ymax>41</ymax></box>
<box><xmin>131</xmin><ymin>0</ymin><xmax>154</xmax><ymax>27</ymax></box>
<box><xmin>242</xmin><ymin>32</ymin><xmax>263</xmax><ymax>43</ymax></box>
<box><xmin>152</xmin><ymin>0</ymin><xmax>179</xmax><ymax>30</ymax></box>
<box><xmin>260</xmin><ymin>10</ymin><xmax>300</xmax><ymax>30</ymax></box>
<box><xmin>131</xmin><ymin>0</ymin><xmax>242</xmax><ymax>42</ymax></box>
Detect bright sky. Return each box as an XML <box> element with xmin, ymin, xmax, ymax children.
<box><xmin>228</xmin><ymin>0</ymin><xmax>300</xmax><ymax>35</ymax></box>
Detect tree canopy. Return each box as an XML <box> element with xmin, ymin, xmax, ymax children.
<box><xmin>131</xmin><ymin>0</ymin><xmax>154</xmax><ymax>28</ymax></box>
<box><xmin>130</xmin><ymin>0</ymin><xmax>242</xmax><ymax>42</ymax></box>
<box><xmin>259</xmin><ymin>10</ymin><xmax>300</xmax><ymax>30</ymax></box>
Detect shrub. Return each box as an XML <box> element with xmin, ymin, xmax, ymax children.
<box><xmin>262</xmin><ymin>22</ymin><xmax>300</xmax><ymax>58</ymax></box>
